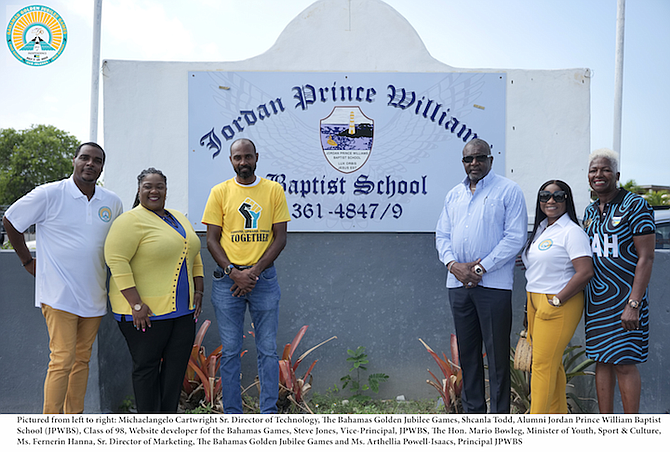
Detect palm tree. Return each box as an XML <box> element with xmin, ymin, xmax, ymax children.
<box><xmin>643</xmin><ymin>190</ymin><xmax>669</xmax><ymax>206</ymax></box>
<box><xmin>621</xmin><ymin>179</ymin><xmax>643</xmax><ymax>194</ymax></box>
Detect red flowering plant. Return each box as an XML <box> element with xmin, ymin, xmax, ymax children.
<box><xmin>278</xmin><ymin>325</ymin><xmax>337</xmax><ymax>413</ymax></box>
<box><xmin>419</xmin><ymin>334</ymin><xmax>463</xmax><ymax>413</ymax></box>
<box><xmin>181</xmin><ymin>320</ymin><xmax>223</xmax><ymax>411</ymax></box>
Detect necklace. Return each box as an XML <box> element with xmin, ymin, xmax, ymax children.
<box><xmin>152</xmin><ymin>209</ymin><xmax>179</xmax><ymax>229</ymax></box>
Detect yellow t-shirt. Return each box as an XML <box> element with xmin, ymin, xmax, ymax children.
<box><xmin>201</xmin><ymin>177</ymin><xmax>290</xmax><ymax>266</ymax></box>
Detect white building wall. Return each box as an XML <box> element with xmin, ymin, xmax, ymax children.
<box><xmin>103</xmin><ymin>0</ymin><xmax>590</xmax><ymax>219</ymax></box>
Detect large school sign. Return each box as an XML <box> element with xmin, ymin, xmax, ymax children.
<box><xmin>188</xmin><ymin>72</ymin><xmax>505</xmax><ymax>232</ymax></box>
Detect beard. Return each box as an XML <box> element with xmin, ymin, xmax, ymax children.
<box><xmin>78</xmin><ymin>168</ymin><xmax>100</xmax><ymax>183</ymax></box>
<box><xmin>235</xmin><ymin>164</ymin><xmax>255</xmax><ymax>179</ymax></box>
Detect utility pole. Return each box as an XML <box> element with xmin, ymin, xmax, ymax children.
<box><xmin>613</xmin><ymin>0</ymin><xmax>625</xmax><ymax>160</ymax></box>
<box><xmin>90</xmin><ymin>0</ymin><xmax>103</xmax><ymax>142</ymax></box>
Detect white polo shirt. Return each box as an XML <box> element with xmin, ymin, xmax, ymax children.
<box><xmin>4</xmin><ymin>176</ymin><xmax>123</xmax><ymax>317</ymax></box>
<box><xmin>522</xmin><ymin>212</ymin><xmax>591</xmax><ymax>294</ymax></box>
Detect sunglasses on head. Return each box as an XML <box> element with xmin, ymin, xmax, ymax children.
<box><xmin>539</xmin><ymin>190</ymin><xmax>567</xmax><ymax>203</ymax></box>
<box><xmin>462</xmin><ymin>155</ymin><xmax>491</xmax><ymax>164</ymax></box>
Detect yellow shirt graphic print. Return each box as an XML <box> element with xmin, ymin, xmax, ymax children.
<box><xmin>239</xmin><ymin>197</ymin><xmax>262</xmax><ymax>229</ymax></box>
<box><xmin>202</xmin><ymin>178</ymin><xmax>290</xmax><ymax>266</ymax></box>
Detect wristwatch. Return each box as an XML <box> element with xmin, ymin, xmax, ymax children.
<box><xmin>627</xmin><ymin>299</ymin><xmax>640</xmax><ymax>309</ymax></box>
<box><xmin>133</xmin><ymin>303</ymin><xmax>143</xmax><ymax>311</ymax></box>
<box><xmin>223</xmin><ymin>264</ymin><xmax>235</xmax><ymax>275</ymax></box>
<box><xmin>473</xmin><ymin>264</ymin><xmax>485</xmax><ymax>276</ymax></box>
<box><xmin>550</xmin><ymin>296</ymin><xmax>562</xmax><ymax>307</ymax></box>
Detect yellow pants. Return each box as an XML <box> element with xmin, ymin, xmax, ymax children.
<box><xmin>42</xmin><ymin>304</ymin><xmax>102</xmax><ymax>414</ymax></box>
<box><xmin>526</xmin><ymin>291</ymin><xmax>584</xmax><ymax>414</ymax></box>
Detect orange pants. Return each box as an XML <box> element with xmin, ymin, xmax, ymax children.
<box><xmin>526</xmin><ymin>291</ymin><xmax>584</xmax><ymax>414</ymax></box>
<box><xmin>42</xmin><ymin>304</ymin><xmax>102</xmax><ymax>414</ymax></box>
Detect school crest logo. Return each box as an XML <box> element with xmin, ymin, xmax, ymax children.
<box><xmin>6</xmin><ymin>5</ymin><xmax>68</xmax><ymax>66</ymax></box>
<box><xmin>611</xmin><ymin>216</ymin><xmax>623</xmax><ymax>227</ymax></box>
<box><xmin>538</xmin><ymin>239</ymin><xmax>553</xmax><ymax>251</ymax></box>
<box><xmin>320</xmin><ymin>106</ymin><xmax>374</xmax><ymax>173</ymax></box>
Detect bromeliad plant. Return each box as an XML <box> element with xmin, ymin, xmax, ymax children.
<box><xmin>181</xmin><ymin>320</ymin><xmax>223</xmax><ymax>412</ymax></box>
<box><xmin>278</xmin><ymin>325</ymin><xmax>337</xmax><ymax>413</ymax></box>
<box><xmin>419</xmin><ymin>335</ymin><xmax>463</xmax><ymax>413</ymax></box>
<box><xmin>563</xmin><ymin>344</ymin><xmax>596</xmax><ymax>413</ymax></box>
<box><xmin>509</xmin><ymin>342</ymin><xmax>597</xmax><ymax>414</ymax></box>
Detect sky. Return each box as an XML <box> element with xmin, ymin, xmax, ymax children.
<box><xmin>1</xmin><ymin>0</ymin><xmax>668</xmax><ymax>186</ymax></box>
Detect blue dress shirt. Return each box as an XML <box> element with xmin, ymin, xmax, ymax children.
<box><xmin>436</xmin><ymin>171</ymin><xmax>527</xmax><ymax>290</ymax></box>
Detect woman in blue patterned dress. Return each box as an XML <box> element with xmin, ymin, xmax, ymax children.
<box><xmin>583</xmin><ymin>149</ymin><xmax>655</xmax><ymax>413</ymax></box>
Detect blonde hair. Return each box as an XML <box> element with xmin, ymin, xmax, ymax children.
<box><xmin>589</xmin><ymin>148</ymin><xmax>619</xmax><ymax>174</ymax></box>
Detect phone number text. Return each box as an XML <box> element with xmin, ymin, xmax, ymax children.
<box><xmin>291</xmin><ymin>203</ymin><xmax>403</xmax><ymax>220</ymax></box>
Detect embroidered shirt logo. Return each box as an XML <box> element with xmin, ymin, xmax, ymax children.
<box><xmin>6</xmin><ymin>6</ymin><xmax>68</xmax><ymax>66</ymax></box>
<box><xmin>98</xmin><ymin>207</ymin><xmax>112</xmax><ymax>222</ymax></box>
<box><xmin>611</xmin><ymin>216</ymin><xmax>623</xmax><ymax>227</ymax></box>
<box><xmin>538</xmin><ymin>239</ymin><xmax>553</xmax><ymax>251</ymax></box>
<box><xmin>238</xmin><ymin>197</ymin><xmax>262</xmax><ymax>229</ymax></box>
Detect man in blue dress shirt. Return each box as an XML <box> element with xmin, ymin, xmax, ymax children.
<box><xmin>436</xmin><ymin>138</ymin><xmax>527</xmax><ymax>413</ymax></box>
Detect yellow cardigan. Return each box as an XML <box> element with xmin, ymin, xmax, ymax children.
<box><xmin>104</xmin><ymin>205</ymin><xmax>204</xmax><ymax>316</ymax></box>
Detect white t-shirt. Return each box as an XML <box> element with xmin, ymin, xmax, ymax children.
<box><xmin>522</xmin><ymin>212</ymin><xmax>591</xmax><ymax>294</ymax></box>
<box><xmin>4</xmin><ymin>177</ymin><xmax>123</xmax><ymax>317</ymax></box>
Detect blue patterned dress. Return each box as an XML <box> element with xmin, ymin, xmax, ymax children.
<box><xmin>583</xmin><ymin>189</ymin><xmax>655</xmax><ymax>364</ymax></box>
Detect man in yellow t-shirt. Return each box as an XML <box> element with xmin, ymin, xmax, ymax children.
<box><xmin>202</xmin><ymin>138</ymin><xmax>290</xmax><ymax>414</ymax></box>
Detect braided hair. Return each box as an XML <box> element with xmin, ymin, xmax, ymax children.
<box><xmin>133</xmin><ymin>167</ymin><xmax>167</xmax><ymax>208</ymax></box>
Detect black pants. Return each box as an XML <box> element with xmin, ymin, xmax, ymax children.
<box><xmin>449</xmin><ymin>286</ymin><xmax>512</xmax><ymax>413</ymax></box>
<box><xmin>118</xmin><ymin>313</ymin><xmax>195</xmax><ymax>413</ymax></box>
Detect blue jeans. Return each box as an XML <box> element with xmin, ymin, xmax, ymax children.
<box><xmin>211</xmin><ymin>265</ymin><xmax>280</xmax><ymax>414</ymax></box>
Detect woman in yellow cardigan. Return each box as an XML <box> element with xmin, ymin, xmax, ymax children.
<box><xmin>105</xmin><ymin>168</ymin><xmax>204</xmax><ymax>413</ymax></box>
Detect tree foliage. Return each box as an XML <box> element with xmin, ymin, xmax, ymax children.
<box><xmin>0</xmin><ymin>125</ymin><xmax>79</xmax><ymax>204</ymax></box>
<box><xmin>643</xmin><ymin>190</ymin><xmax>669</xmax><ymax>206</ymax></box>
<box><xmin>622</xmin><ymin>180</ymin><xmax>669</xmax><ymax>206</ymax></box>
<box><xmin>621</xmin><ymin>179</ymin><xmax>643</xmax><ymax>194</ymax></box>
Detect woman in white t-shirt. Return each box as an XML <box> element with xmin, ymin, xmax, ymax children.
<box><xmin>521</xmin><ymin>180</ymin><xmax>594</xmax><ymax>413</ymax></box>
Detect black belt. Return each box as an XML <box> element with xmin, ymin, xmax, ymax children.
<box><xmin>233</xmin><ymin>262</ymin><xmax>273</xmax><ymax>270</ymax></box>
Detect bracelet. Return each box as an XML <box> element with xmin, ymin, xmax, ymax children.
<box><xmin>447</xmin><ymin>261</ymin><xmax>455</xmax><ymax>273</ymax></box>
<box><xmin>195</xmin><ymin>290</ymin><xmax>204</xmax><ymax>295</ymax></box>
<box><xmin>22</xmin><ymin>257</ymin><xmax>34</xmax><ymax>267</ymax></box>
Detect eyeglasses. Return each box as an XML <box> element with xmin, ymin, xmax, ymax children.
<box><xmin>539</xmin><ymin>190</ymin><xmax>567</xmax><ymax>203</ymax></box>
<box><xmin>462</xmin><ymin>155</ymin><xmax>491</xmax><ymax>164</ymax></box>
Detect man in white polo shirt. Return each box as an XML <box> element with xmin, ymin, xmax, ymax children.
<box><xmin>2</xmin><ymin>142</ymin><xmax>122</xmax><ymax>414</ymax></box>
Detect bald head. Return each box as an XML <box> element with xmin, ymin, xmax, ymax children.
<box><xmin>229</xmin><ymin>138</ymin><xmax>258</xmax><ymax>184</ymax></box>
